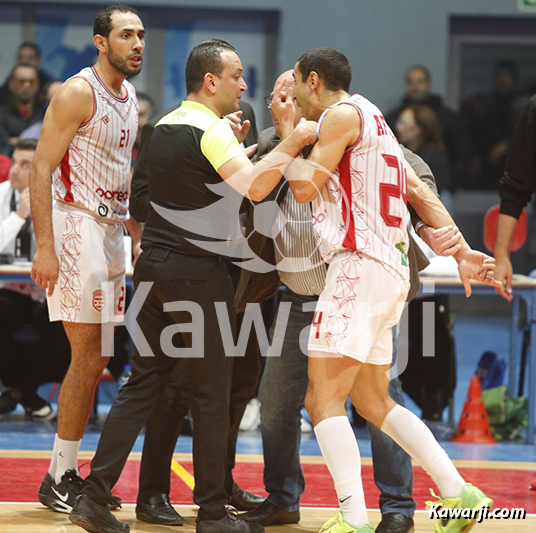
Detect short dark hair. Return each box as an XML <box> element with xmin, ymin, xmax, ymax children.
<box><xmin>406</xmin><ymin>64</ymin><xmax>431</xmax><ymax>83</ymax></box>
<box><xmin>296</xmin><ymin>48</ymin><xmax>352</xmax><ymax>93</ymax></box>
<box><xmin>18</xmin><ymin>42</ymin><xmax>41</xmax><ymax>59</ymax></box>
<box><xmin>10</xmin><ymin>63</ymin><xmax>39</xmax><ymax>81</ymax></box>
<box><xmin>94</xmin><ymin>4</ymin><xmax>138</xmax><ymax>39</ymax></box>
<box><xmin>185</xmin><ymin>39</ymin><xmax>237</xmax><ymax>94</ymax></box>
<box><xmin>15</xmin><ymin>138</ymin><xmax>38</xmax><ymax>152</ymax></box>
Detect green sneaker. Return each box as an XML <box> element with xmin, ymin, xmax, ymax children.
<box><xmin>426</xmin><ymin>483</ymin><xmax>494</xmax><ymax>532</ymax></box>
<box><xmin>319</xmin><ymin>512</ymin><xmax>374</xmax><ymax>532</ymax></box>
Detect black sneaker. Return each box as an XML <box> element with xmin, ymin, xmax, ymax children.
<box><xmin>38</xmin><ymin>472</ymin><xmax>53</xmax><ymax>507</ymax></box>
<box><xmin>69</xmin><ymin>493</ymin><xmax>130</xmax><ymax>533</ymax></box>
<box><xmin>197</xmin><ymin>509</ymin><xmax>264</xmax><ymax>533</ymax></box>
<box><xmin>47</xmin><ymin>469</ymin><xmax>84</xmax><ymax>513</ymax></box>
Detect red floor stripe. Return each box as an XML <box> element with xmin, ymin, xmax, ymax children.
<box><xmin>1</xmin><ymin>458</ymin><xmax>535</xmax><ymax>512</ymax></box>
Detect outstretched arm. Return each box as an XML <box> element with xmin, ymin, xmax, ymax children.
<box><xmin>406</xmin><ymin>162</ymin><xmax>501</xmax><ymax>296</ymax></box>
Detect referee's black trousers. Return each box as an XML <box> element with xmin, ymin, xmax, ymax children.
<box><xmin>82</xmin><ymin>248</ymin><xmax>236</xmax><ymax>520</ymax></box>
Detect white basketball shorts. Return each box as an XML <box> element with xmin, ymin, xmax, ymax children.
<box><xmin>308</xmin><ymin>250</ymin><xmax>409</xmax><ymax>365</ymax></box>
<box><xmin>47</xmin><ymin>207</ymin><xmax>126</xmax><ymax>324</ymax></box>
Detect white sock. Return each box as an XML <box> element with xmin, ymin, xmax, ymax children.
<box><xmin>314</xmin><ymin>416</ymin><xmax>369</xmax><ymax>528</ymax></box>
<box><xmin>54</xmin><ymin>438</ymin><xmax>81</xmax><ymax>484</ymax></box>
<box><xmin>381</xmin><ymin>405</ymin><xmax>465</xmax><ymax>498</ymax></box>
<box><xmin>48</xmin><ymin>434</ymin><xmax>59</xmax><ymax>477</ymax></box>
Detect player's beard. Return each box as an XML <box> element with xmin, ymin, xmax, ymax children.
<box><xmin>107</xmin><ymin>43</ymin><xmax>142</xmax><ymax>77</ymax></box>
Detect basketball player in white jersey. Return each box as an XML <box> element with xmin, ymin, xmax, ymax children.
<box><xmin>273</xmin><ymin>48</ymin><xmax>500</xmax><ymax>533</ymax></box>
<box><xmin>29</xmin><ymin>5</ymin><xmax>144</xmax><ymax>512</ymax></box>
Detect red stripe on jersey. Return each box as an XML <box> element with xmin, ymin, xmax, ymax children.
<box><xmin>339</xmin><ymin>150</ymin><xmax>356</xmax><ymax>250</ymax></box>
<box><xmin>60</xmin><ymin>150</ymin><xmax>74</xmax><ymax>203</ymax></box>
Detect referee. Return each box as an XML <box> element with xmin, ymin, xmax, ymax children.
<box><xmin>69</xmin><ymin>40</ymin><xmax>316</xmax><ymax>533</ymax></box>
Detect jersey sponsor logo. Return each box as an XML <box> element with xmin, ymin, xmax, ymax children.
<box><xmin>93</xmin><ymin>290</ymin><xmax>106</xmax><ymax>312</ymax></box>
<box><xmin>96</xmin><ymin>188</ymin><xmax>129</xmax><ymax>202</ymax></box>
<box><xmin>102</xmin><ymin>115</ymin><xmax>110</xmax><ymax>125</ymax></box>
<box><xmin>98</xmin><ymin>204</ymin><xmax>109</xmax><ymax>217</ymax></box>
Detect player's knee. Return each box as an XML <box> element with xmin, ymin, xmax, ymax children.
<box><xmin>79</xmin><ymin>353</ymin><xmax>110</xmax><ymax>377</ymax></box>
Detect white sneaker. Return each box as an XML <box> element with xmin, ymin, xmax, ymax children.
<box><xmin>239</xmin><ymin>398</ymin><xmax>261</xmax><ymax>432</ymax></box>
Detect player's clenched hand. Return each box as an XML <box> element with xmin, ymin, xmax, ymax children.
<box><xmin>420</xmin><ymin>224</ymin><xmax>463</xmax><ymax>257</ymax></box>
<box><xmin>455</xmin><ymin>247</ymin><xmax>502</xmax><ymax>297</ymax></box>
<box><xmin>494</xmin><ymin>254</ymin><xmax>514</xmax><ymax>302</ymax></box>
<box><xmin>31</xmin><ymin>247</ymin><xmax>59</xmax><ymax>297</ymax></box>
<box><xmin>295</xmin><ymin>119</ymin><xmax>318</xmax><ymax>145</ymax></box>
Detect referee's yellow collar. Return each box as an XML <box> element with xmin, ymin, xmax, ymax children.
<box><xmin>182</xmin><ymin>100</ymin><xmax>220</xmax><ymax>119</ymax></box>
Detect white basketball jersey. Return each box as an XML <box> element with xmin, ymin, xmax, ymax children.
<box><xmin>312</xmin><ymin>94</ymin><xmax>410</xmax><ymax>283</ymax></box>
<box><xmin>52</xmin><ymin>66</ymin><xmax>138</xmax><ymax>222</ymax></box>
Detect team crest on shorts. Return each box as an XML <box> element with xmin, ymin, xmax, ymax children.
<box><xmin>93</xmin><ymin>290</ymin><xmax>106</xmax><ymax>312</ymax></box>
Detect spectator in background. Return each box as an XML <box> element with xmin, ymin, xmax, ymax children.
<box><xmin>394</xmin><ymin>104</ymin><xmax>456</xmax><ymax>434</ymax></box>
<box><xmin>133</xmin><ymin>92</ymin><xmax>155</xmax><ymax>163</ymax></box>
<box><xmin>0</xmin><ymin>139</ymin><xmax>68</xmax><ymax>421</ymax></box>
<box><xmin>0</xmin><ymin>64</ymin><xmax>45</xmax><ymax>153</ymax></box>
<box><xmin>462</xmin><ymin>60</ymin><xmax>520</xmax><ymax>190</ymax></box>
<box><xmin>386</xmin><ymin>65</ymin><xmax>469</xmax><ymax>191</ymax></box>
<box><xmin>0</xmin><ymin>42</ymin><xmax>54</xmax><ymax>106</ymax></box>
<box><xmin>18</xmin><ymin>80</ymin><xmax>64</xmax><ymax>142</ymax></box>
<box><xmin>395</xmin><ymin>104</ymin><xmax>450</xmax><ymax>193</ymax></box>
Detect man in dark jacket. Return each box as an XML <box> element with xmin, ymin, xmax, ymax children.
<box><xmin>494</xmin><ymin>93</ymin><xmax>536</xmax><ymax>301</ymax></box>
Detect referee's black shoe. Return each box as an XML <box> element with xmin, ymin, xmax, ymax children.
<box><xmin>197</xmin><ymin>509</ymin><xmax>264</xmax><ymax>533</ymax></box>
<box><xmin>136</xmin><ymin>493</ymin><xmax>185</xmax><ymax>525</ymax></box>
<box><xmin>69</xmin><ymin>494</ymin><xmax>129</xmax><ymax>533</ymax></box>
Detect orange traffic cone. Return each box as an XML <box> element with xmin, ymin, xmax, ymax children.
<box><xmin>450</xmin><ymin>376</ymin><xmax>497</xmax><ymax>444</ymax></box>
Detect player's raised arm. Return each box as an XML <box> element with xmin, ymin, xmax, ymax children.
<box><xmin>406</xmin><ymin>162</ymin><xmax>501</xmax><ymax>296</ymax></box>
<box><xmin>216</xmin><ymin>119</ymin><xmax>316</xmax><ymax>202</ymax></box>
<box><xmin>30</xmin><ymin>79</ymin><xmax>93</xmax><ymax>295</ymax></box>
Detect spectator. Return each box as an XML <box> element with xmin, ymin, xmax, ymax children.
<box><xmin>133</xmin><ymin>92</ymin><xmax>154</xmax><ymax>163</ymax></box>
<box><xmin>395</xmin><ymin>104</ymin><xmax>450</xmax><ymax>192</ymax></box>
<box><xmin>0</xmin><ymin>42</ymin><xmax>53</xmax><ymax>106</ymax></box>
<box><xmin>18</xmin><ymin>81</ymin><xmax>64</xmax><ymax>142</ymax></box>
<box><xmin>0</xmin><ymin>64</ymin><xmax>45</xmax><ymax>151</ymax></box>
<box><xmin>386</xmin><ymin>65</ymin><xmax>469</xmax><ymax>191</ymax></box>
<box><xmin>462</xmin><ymin>60</ymin><xmax>520</xmax><ymax>190</ymax></box>
<box><xmin>0</xmin><ymin>139</ymin><xmax>68</xmax><ymax>420</ymax></box>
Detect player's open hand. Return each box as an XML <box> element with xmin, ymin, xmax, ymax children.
<box><xmin>455</xmin><ymin>247</ymin><xmax>502</xmax><ymax>297</ymax></box>
<box><xmin>493</xmin><ymin>254</ymin><xmax>514</xmax><ymax>302</ymax></box>
<box><xmin>31</xmin><ymin>247</ymin><xmax>59</xmax><ymax>297</ymax></box>
<box><xmin>270</xmin><ymin>78</ymin><xmax>297</xmax><ymax>127</ymax></box>
<box><xmin>225</xmin><ymin>110</ymin><xmax>251</xmax><ymax>144</ymax></box>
